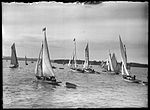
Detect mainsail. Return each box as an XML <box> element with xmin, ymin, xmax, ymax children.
<box><xmin>68</xmin><ymin>38</ymin><xmax>77</xmax><ymax>68</ymax></box>
<box><xmin>83</xmin><ymin>43</ymin><xmax>89</xmax><ymax>69</ymax></box>
<box><xmin>111</xmin><ymin>53</ymin><xmax>120</xmax><ymax>73</ymax></box>
<box><xmin>119</xmin><ymin>36</ymin><xmax>127</xmax><ymax>66</ymax></box>
<box><xmin>42</xmin><ymin>28</ymin><xmax>55</xmax><ymax>77</ymax></box>
<box><xmin>10</xmin><ymin>43</ymin><xmax>19</xmax><ymax>66</ymax></box>
<box><xmin>119</xmin><ymin>36</ymin><xmax>130</xmax><ymax>76</ymax></box>
<box><xmin>35</xmin><ymin>44</ymin><xmax>43</xmax><ymax>77</ymax></box>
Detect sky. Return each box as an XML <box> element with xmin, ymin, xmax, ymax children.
<box><xmin>2</xmin><ymin>1</ymin><xmax>148</xmax><ymax>64</ymax></box>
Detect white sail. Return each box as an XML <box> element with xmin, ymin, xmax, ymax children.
<box><xmin>83</xmin><ymin>43</ymin><xmax>89</xmax><ymax>69</ymax></box>
<box><xmin>10</xmin><ymin>43</ymin><xmax>19</xmax><ymax>66</ymax></box>
<box><xmin>119</xmin><ymin>36</ymin><xmax>130</xmax><ymax>76</ymax></box>
<box><xmin>119</xmin><ymin>36</ymin><xmax>127</xmax><ymax>66</ymax></box>
<box><xmin>68</xmin><ymin>59</ymin><xmax>71</xmax><ymax>67</ymax></box>
<box><xmin>68</xmin><ymin>38</ymin><xmax>78</xmax><ymax>69</ymax></box>
<box><xmin>108</xmin><ymin>52</ymin><xmax>114</xmax><ymax>71</ymax></box>
<box><xmin>111</xmin><ymin>53</ymin><xmax>120</xmax><ymax>73</ymax></box>
<box><xmin>35</xmin><ymin>44</ymin><xmax>43</xmax><ymax>76</ymax></box>
<box><xmin>42</xmin><ymin>28</ymin><xmax>55</xmax><ymax>77</ymax></box>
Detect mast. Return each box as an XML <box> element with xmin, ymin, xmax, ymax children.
<box><xmin>108</xmin><ymin>51</ymin><xmax>114</xmax><ymax>71</ymax></box>
<box><xmin>42</xmin><ymin>27</ymin><xmax>55</xmax><ymax>77</ymax></box>
<box><xmin>73</xmin><ymin>38</ymin><xmax>77</xmax><ymax>68</ymax></box>
<box><xmin>10</xmin><ymin>43</ymin><xmax>19</xmax><ymax>66</ymax></box>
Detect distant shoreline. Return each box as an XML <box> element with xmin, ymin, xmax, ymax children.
<box><xmin>3</xmin><ymin>56</ymin><xmax>148</xmax><ymax>68</ymax></box>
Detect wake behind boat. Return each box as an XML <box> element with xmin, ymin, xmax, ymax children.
<box><xmin>9</xmin><ymin>43</ymin><xmax>19</xmax><ymax>68</ymax></box>
<box><xmin>34</xmin><ymin>27</ymin><xmax>61</xmax><ymax>85</ymax></box>
<box><xmin>119</xmin><ymin>35</ymin><xmax>141</xmax><ymax>83</ymax></box>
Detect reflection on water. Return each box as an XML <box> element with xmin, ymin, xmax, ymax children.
<box><xmin>3</xmin><ymin>61</ymin><xmax>148</xmax><ymax>108</ymax></box>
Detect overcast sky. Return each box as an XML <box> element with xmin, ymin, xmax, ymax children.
<box><xmin>2</xmin><ymin>1</ymin><xmax>148</xmax><ymax>64</ymax></box>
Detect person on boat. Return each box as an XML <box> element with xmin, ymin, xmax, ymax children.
<box><xmin>51</xmin><ymin>76</ymin><xmax>56</xmax><ymax>82</ymax></box>
<box><xmin>133</xmin><ymin>75</ymin><xmax>136</xmax><ymax>80</ymax></box>
<box><xmin>36</xmin><ymin>76</ymin><xmax>40</xmax><ymax>80</ymax></box>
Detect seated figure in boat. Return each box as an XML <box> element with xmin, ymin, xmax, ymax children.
<box><xmin>123</xmin><ymin>74</ymin><xmax>136</xmax><ymax>80</ymax></box>
<box><xmin>36</xmin><ymin>75</ymin><xmax>42</xmax><ymax>80</ymax></box>
<box><xmin>46</xmin><ymin>76</ymin><xmax>56</xmax><ymax>82</ymax></box>
<box><xmin>36</xmin><ymin>75</ymin><xmax>56</xmax><ymax>82</ymax></box>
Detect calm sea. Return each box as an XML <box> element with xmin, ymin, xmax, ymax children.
<box><xmin>3</xmin><ymin>60</ymin><xmax>148</xmax><ymax>108</ymax></box>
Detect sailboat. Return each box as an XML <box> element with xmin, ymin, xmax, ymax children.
<box><xmin>119</xmin><ymin>35</ymin><xmax>141</xmax><ymax>83</ymax></box>
<box><xmin>9</xmin><ymin>43</ymin><xmax>19</xmax><ymax>68</ymax></box>
<box><xmin>83</xmin><ymin>43</ymin><xmax>95</xmax><ymax>73</ymax></box>
<box><xmin>25</xmin><ymin>56</ymin><xmax>28</xmax><ymax>65</ymax></box>
<box><xmin>102</xmin><ymin>51</ymin><xmax>120</xmax><ymax>74</ymax></box>
<box><xmin>68</xmin><ymin>38</ymin><xmax>84</xmax><ymax>73</ymax></box>
<box><xmin>34</xmin><ymin>27</ymin><xmax>61</xmax><ymax>85</ymax></box>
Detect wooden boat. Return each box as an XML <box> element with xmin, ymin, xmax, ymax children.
<box><xmin>68</xmin><ymin>38</ymin><xmax>83</xmax><ymax>73</ymax></box>
<box><xmin>52</xmin><ymin>66</ymin><xmax>56</xmax><ymax>69</ymax></box>
<box><xmin>9</xmin><ymin>43</ymin><xmax>19</xmax><ymax>68</ymax></box>
<box><xmin>66</xmin><ymin>82</ymin><xmax>77</xmax><ymax>88</ymax></box>
<box><xmin>34</xmin><ymin>27</ymin><xmax>61</xmax><ymax>85</ymax></box>
<box><xmin>25</xmin><ymin>56</ymin><xmax>28</xmax><ymax>65</ymax></box>
<box><xmin>119</xmin><ymin>36</ymin><xmax>141</xmax><ymax>83</ymax></box>
<box><xmin>83</xmin><ymin>43</ymin><xmax>95</xmax><ymax>73</ymax></box>
<box><xmin>122</xmin><ymin>75</ymin><xmax>141</xmax><ymax>83</ymax></box>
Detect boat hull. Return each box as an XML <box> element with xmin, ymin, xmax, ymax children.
<box><xmin>66</xmin><ymin>82</ymin><xmax>77</xmax><ymax>88</ymax></box>
<box><xmin>9</xmin><ymin>65</ymin><xmax>19</xmax><ymax>68</ymax></box>
<box><xmin>141</xmin><ymin>81</ymin><xmax>148</xmax><ymax>86</ymax></box>
<box><xmin>83</xmin><ymin>68</ymin><xmax>95</xmax><ymax>73</ymax></box>
<box><xmin>122</xmin><ymin>76</ymin><xmax>141</xmax><ymax>83</ymax></box>
<box><xmin>36</xmin><ymin>76</ymin><xmax>62</xmax><ymax>85</ymax></box>
<box><xmin>70</xmin><ymin>68</ymin><xmax>84</xmax><ymax>73</ymax></box>
<box><xmin>37</xmin><ymin>79</ymin><xmax>62</xmax><ymax>85</ymax></box>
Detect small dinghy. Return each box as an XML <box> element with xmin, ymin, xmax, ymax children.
<box><xmin>66</xmin><ymin>82</ymin><xmax>77</xmax><ymax>88</ymax></box>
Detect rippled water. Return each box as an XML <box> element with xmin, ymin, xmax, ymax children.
<box><xmin>3</xmin><ymin>60</ymin><xmax>148</xmax><ymax>108</ymax></box>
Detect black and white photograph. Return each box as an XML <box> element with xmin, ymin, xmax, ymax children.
<box><xmin>2</xmin><ymin>1</ymin><xmax>148</xmax><ymax>108</ymax></box>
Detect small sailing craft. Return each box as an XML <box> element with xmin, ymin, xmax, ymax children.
<box><xmin>83</xmin><ymin>43</ymin><xmax>95</xmax><ymax>73</ymax></box>
<box><xmin>68</xmin><ymin>38</ymin><xmax>84</xmax><ymax>73</ymax></box>
<box><xmin>25</xmin><ymin>56</ymin><xmax>28</xmax><ymax>65</ymax></box>
<box><xmin>102</xmin><ymin>51</ymin><xmax>120</xmax><ymax>74</ymax></box>
<box><xmin>65</xmin><ymin>82</ymin><xmax>77</xmax><ymax>88</ymax></box>
<box><xmin>9</xmin><ymin>43</ymin><xmax>19</xmax><ymax>68</ymax></box>
<box><xmin>35</xmin><ymin>27</ymin><xmax>61</xmax><ymax>85</ymax></box>
<box><xmin>119</xmin><ymin>36</ymin><xmax>141</xmax><ymax>83</ymax></box>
